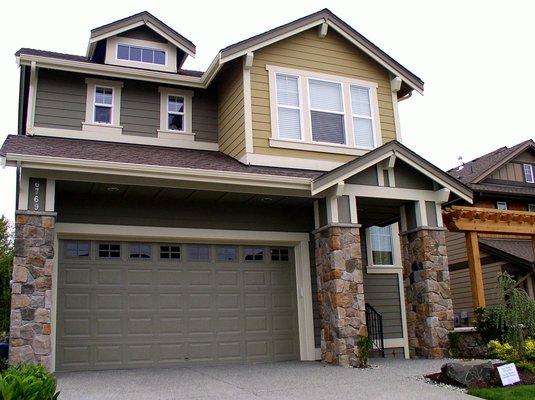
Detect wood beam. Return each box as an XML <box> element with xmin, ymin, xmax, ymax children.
<box><xmin>465</xmin><ymin>231</ymin><xmax>486</xmax><ymax>309</ymax></box>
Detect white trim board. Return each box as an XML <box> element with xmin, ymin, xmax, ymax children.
<box><xmin>239</xmin><ymin>153</ymin><xmax>344</xmax><ymax>171</ymax></box>
<box><xmin>51</xmin><ymin>223</ymin><xmax>316</xmax><ymax>371</ymax></box>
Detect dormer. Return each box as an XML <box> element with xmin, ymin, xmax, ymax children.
<box><xmin>86</xmin><ymin>11</ymin><xmax>196</xmax><ymax>73</ymax></box>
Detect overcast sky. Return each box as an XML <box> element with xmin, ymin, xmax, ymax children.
<box><xmin>1</xmin><ymin>0</ymin><xmax>533</xmax><ymax>220</ymax></box>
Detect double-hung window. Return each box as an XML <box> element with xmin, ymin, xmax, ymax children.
<box><xmin>351</xmin><ymin>86</ymin><xmax>375</xmax><ymax>148</ymax></box>
<box><xmin>524</xmin><ymin>164</ymin><xmax>534</xmax><ymax>183</ymax></box>
<box><xmin>369</xmin><ymin>225</ymin><xmax>393</xmax><ymax>265</ymax></box>
<box><xmin>309</xmin><ymin>79</ymin><xmax>346</xmax><ymax>144</ymax></box>
<box><xmin>275</xmin><ymin>74</ymin><xmax>302</xmax><ymax>140</ymax></box>
<box><xmin>94</xmin><ymin>87</ymin><xmax>113</xmax><ymax>124</ymax></box>
<box><xmin>167</xmin><ymin>95</ymin><xmax>185</xmax><ymax>131</ymax></box>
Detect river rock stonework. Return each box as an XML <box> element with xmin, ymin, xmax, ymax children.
<box><xmin>9</xmin><ymin>211</ymin><xmax>55</xmax><ymax>371</ymax></box>
<box><xmin>315</xmin><ymin>226</ymin><xmax>366</xmax><ymax>367</ymax></box>
<box><xmin>401</xmin><ymin>228</ymin><xmax>453</xmax><ymax>358</ymax></box>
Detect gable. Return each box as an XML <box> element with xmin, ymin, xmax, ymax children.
<box><xmin>118</xmin><ymin>25</ymin><xmax>168</xmax><ymax>43</ymax></box>
<box><xmin>486</xmin><ymin>148</ymin><xmax>535</xmax><ymax>184</ymax></box>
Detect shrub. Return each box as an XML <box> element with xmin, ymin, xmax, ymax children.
<box><xmin>487</xmin><ymin>340</ymin><xmax>518</xmax><ymax>362</ymax></box>
<box><xmin>448</xmin><ymin>331</ymin><xmax>461</xmax><ymax>358</ymax></box>
<box><xmin>525</xmin><ymin>339</ymin><xmax>535</xmax><ymax>361</ymax></box>
<box><xmin>357</xmin><ymin>335</ymin><xmax>373</xmax><ymax>367</ymax></box>
<box><xmin>0</xmin><ymin>364</ymin><xmax>59</xmax><ymax>400</ymax></box>
<box><xmin>0</xmin><ymin>216</ymin><xmax>13</xmax><ymax>335</ymax></box>
<box><xmin>516</xmin><ymin>360</ymin><xmax>535</xmax><ymax>375</ymax></box>
<box><xmin>474</xmin><ymin>306</ymin><xmax>508</xmax><ymax>343</ymax></box>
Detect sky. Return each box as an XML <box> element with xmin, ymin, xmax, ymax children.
<box><xmin>0</xmin><ymin>0</ymin><xmax>534</xmax><ymax>220</ymax></box>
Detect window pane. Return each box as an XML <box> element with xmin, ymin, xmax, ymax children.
<box><xmin>271</xmin><ymin>248</ymin><xmax>289</xmax><ymax>261</ymax></box>
<box><xmin>278</xmin><ymin>107</ymin><xmax>301</xmax><ymax>140</ymax></box>
<box><xmin>95</xmin><ymin>87</ymin><xmax>112</xmax><ymax>105</ymax></box>
<box><xmin>168</xmin><ymin>96</ymin><xmax>184</xmax><ymax>113</ymax></box>
<box><xmin>311</xmin><ymin>111</ymin><xmax>345</xmax><ymax>144</ymax></box>
<box><xmin>168</xmin><ymin>114</ymin><xmax>184</xmax><ymax>131</ymax></box>
<box><xmin>188</xmin><ymin>245</ymin><xmax>210</xmax><ymax>262</ymax></box>
<box><xmin>309</xmin><ymin>79</ymin><xmax>343</xmax><ymax>112</ymax></box>
<box><xmin>160</xmin><ymin>245</ymin><xmax>180</xmax><ymax>259</ymax></box>
<box><xmin>244</xmin><ymin>247</ymin><xmax>264</xmax><ymax>261</ymax></box>
<box><xmin>117</xmin><ymin>45</ymin><xmax>129</xmax><ymax>60</ymax></box>
<box><xmin>354</xmin><ymin>117</ymin><xmax>374</xmax><ymax>148</ymax></box>
<box><xmin>130</xmin><ymin>46</ymin><xmax>141</xmax><ymax>61</ymax></box>
<box><xmin>154</xmin><ymin>50</ymin><xmax>166</xmax><ymax>65</ymax></box>
<box><xmin>351</xmin><ymin>86</ymin><xmax>371</xmax><ymax>116</ymax></box>
<box><xmin>130</xmin><ymin>244</ymin><xmax>151</xmax><ymax>259</ymax></box>
<box><xmin>141</xmin><ymin>48</ymin><xmax>153</xmax><ymax>63</ymax></box>
<box><xmin>99</xmin><ymin>243</ymin><xmax>120</xmax><ymax>258</ymax></box>
<box><xmin>524</xmin><ymin>164</ymin><xmax>534</xmax><ymax>183</ymax></box>
<box><xmin>370</xmin><ymin>226</ymin><xmax>393</xmax><ymax>266</ymax></box>
<box><xmin>276</xmin><ymin>74</ymin><xmax>299</xmax><ymax>107</ymax></box>
<box><xmin>216</xmin><ymin>246</ymin><xmax>237</xmax><ymax>262</ymax></box>
<box><xmin>94</xmin><ymin>106</ymin><xmax>111</xmax><ymax>123</ymax></box>
<box><xmin>78</xmin><ymin>242</ymin><xmax>90</xmax><ymax>257</ymax></box>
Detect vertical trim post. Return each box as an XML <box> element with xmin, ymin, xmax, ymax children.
<box><xmin>465</xmin><ymin>231</ymin><xmax>486</xmax><ymax>308</ymax></box>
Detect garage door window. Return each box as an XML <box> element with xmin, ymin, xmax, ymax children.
<box><xmin>65</xmin><ymin>241</ymin><xmax>90</xmax><ymax>258</ymax></box>
<box><xmin>216</xmin><ymin>246</ymin><xmax>237</xmax><ymax>262</ymax></box>
<box><xmin>129</xmin><ymin>243</ymin><xmax>151</xmax><ymax>259</ymax></box>
<box><xmin>271</xmin><ymin>248</ymin><xmax>289</xmax><ymax>261</ymax></box>
<box><xmin>98</xmin><ymin>243</ymin><xmax>121</xmax><ymax>258</ymax></box>
<box><xmin>188</xmin><ymin>245</ymin><xmax>210</xmax><ymax>261</ymax></box>
<box><xmin>160</xmin><ymin>245</ymin><xmax>180</xmax><ymax>259</ymax></box>
<box><xmin>244</xmin><ymin>247</ymin><xmax>264</xmax><ymax>261</ymax></box>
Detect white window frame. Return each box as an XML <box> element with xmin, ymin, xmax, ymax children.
<box><xmin>497</xmin><ymin>201</ymin><xmax>508</xmax><ymax>210</ymax></box>
<box><xmin>92</xmin><ymin>86</ymin><xmax>114</xmax><ymax>125</ymax></box>
<box><xmin>350</xmin><ymin>85</ymin><xmax>377</xmax><ymax>150</ymax></box>
<box><xmin>365</xmin><ymin>223</ymin><xmax>402</xmax><ymax>271</ymax></box>
<box><xmin>158</xmin><ymin>87</ymin><xmax>194</xmax><ymax>141</ymax></box>
<box><xmin>83</xmin><ymin>78</ymin><xmax>123</xmax><ymax>135</ymax></box>
<box><xmin>307</xmin><ymin>77</ymin><xmax>347</xmax><ymax>145</ymax></box>
<box><xmin>274</xmin><ymin>73</ymin><xmax>304</xmax><ymax>141</ymax></box>
<box><xmin>105</xmin><ymin>36</ymin><xmax>177</xmax><ymax>73</ymax></box>
<box><xmin>116</xmin><ymin>43</ymin><xmax>167</xmax><ymax>67</ymax></box>
<box><xmin>523</xmin><ymin>163</ymin><xmax>534</xmax><ymax>183</ymax></box>
<box><xmin>267</xmin><ymin>65</ymin><xmax>382</xmax><ymax>156</ymax></box>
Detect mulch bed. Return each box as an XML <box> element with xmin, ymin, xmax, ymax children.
<box><xmin>425</xmin><ymin>364</ymin><xmax>535</xmax><ymax>389</ymax></box>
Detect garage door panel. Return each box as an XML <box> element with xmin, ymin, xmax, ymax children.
<box><xmin>57</xmin><ymin>241</ymin><xmax>299</xmax><ymax>371</ymax></box>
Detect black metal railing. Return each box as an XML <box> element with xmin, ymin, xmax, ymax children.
<box><xmin>365</xmin><ymin>303</ymin><xmax>385</xmax><ymax>358</ymax></box>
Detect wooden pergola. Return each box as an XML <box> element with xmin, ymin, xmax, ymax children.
<box><xmin>442</xmin><ymin>206</ymin><xmax>535</xmax><ymax>308</ymax></box>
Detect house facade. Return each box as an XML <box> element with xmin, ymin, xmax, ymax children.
<box><xmin>1</xmin><ymin>10</ymin><xmax>471</xmax><ymax>372</ymax></box>
<box><xmin>445</xmin><ymin>140</ymin><xmax>535</xmax><ymax>326</ymax></box>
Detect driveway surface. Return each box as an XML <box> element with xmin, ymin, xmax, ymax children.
<box><xmin>56</xmin><ymin>358</ymin><xmax>477</xmax><ymax>400</ymax></box>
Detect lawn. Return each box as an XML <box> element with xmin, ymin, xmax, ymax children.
<box><xmin>467</xmin><ymin>385</ymin><xmax>535</xmax><ymax>400</ymax></box>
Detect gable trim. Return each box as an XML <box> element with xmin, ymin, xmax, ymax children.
<box><xmin>472</xmin><ymin>141</ymin><xmax>535</xmax><ymax>184</ymax></box>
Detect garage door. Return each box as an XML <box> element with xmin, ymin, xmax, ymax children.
<box><xmin>56</xmin><ymin>240</ymin><xmax>299</xmax><ymax>371</ymax></box>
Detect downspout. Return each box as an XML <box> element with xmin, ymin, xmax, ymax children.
<box><xmin>397</xmin><ymin>91</ymin><xmax>412</xmax><ymax>102</ymax></box>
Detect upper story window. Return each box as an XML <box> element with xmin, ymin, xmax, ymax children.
<box><xmin>268</xmin><ymin>65</ymin><xmax>380</xmax><ymax>154</ymax></box>
<box><xmin>167</xmin><ymin>95</ymin><xmax>185</xmax><ymax>131</ymax></box>
<box><xmin>497</xmin><ymin>201</ymin><xmax>508</xmax><ymax>210</ymax></box>
<box><xmin>117</xmin><ymin>44</ymin><xmax>166</xmax><ymax>65</ymax></box>
<box><xmin>524</xmin><ymin>164</ymin><xmax>534</xmax><ymax>183</ymax></box>
<box><xmin>369</xmin><ymin>226</ymin><xmax>393</xmax><ymax>266</ymax></box>
<box><xmin>94</xmin><ymin>87</ymin><xmax>113</xmax><ymax>124</ymax></box>
<box><xmin>158</xmin><ymin>87</ymin><xmax>194</xmax><ymax>140</ymax></box>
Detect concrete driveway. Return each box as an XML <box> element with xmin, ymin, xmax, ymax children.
<box><xmin>56</xmin><ymin>359</ymin><xmax>477</xmax><ymax>400</ymax></box>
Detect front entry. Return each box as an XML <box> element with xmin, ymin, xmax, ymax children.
<box><xmin>56</xmin><ymin>240</ymin><xmax>299</xmax><ymax>371</ymax></box>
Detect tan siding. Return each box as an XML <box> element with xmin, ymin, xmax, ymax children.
<box><xmin>250</xmin><ymin>28</ymin><xmax>396</xmax><ymax>161</ymax></box>
<box><xmin>451</xmin><ymin>261</ymin><xmax>504</xmax><ymax>319</ymax></box>
<box><xmin>490</xmin><ymin>162</ymin><xmax>526</xmax><ymax>183</ymax></box>
<box><xmin>217</xmin><ymin>60</ymin><xmax>246</xmax><ymax>158</ymax></box>
<box><xmin>446</xmin><ymin>231</ymin><xmax>469</xmax><ymax>265</ymax></box>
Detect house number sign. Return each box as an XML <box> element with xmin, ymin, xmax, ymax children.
<box><xmin>28</xmin><ymin>178</ymin><xmax>47</xmax><ymax>212</ymax></box>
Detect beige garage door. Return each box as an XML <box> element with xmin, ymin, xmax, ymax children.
<box><xmin>56</xmin><ymin>240</ymin><xmax>299</xmax><ymax>371</ymax></box>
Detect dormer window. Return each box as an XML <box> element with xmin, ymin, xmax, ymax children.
<box><xmin>268</xmin><ymin>65</ymin><xmax>381</xmax><ymax>155</ymax></box>
<box><xmin>117</xmin><ymin>44</ymin><xmax>166</xmax><ymax>66</ymax></box>
<box><xmin>93</xmin><ymin>87</ymin><xmax>113</xmax><ymax>124</ymax></box>
<box><xmin>524</xmin><ymin>164</ymin><xmax>534</xmax><ymax>183</ymax></box>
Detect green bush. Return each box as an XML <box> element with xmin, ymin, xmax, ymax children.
<box><xmin>448</xmin><ymin>331</ymin><xmax>461</xmax><ymax>358</ymax></box>
<box><xmin>0</xmin><ymin>364</ymin><xmax>59</xmax><ymax>400</ymax></box>
<box><xmin>487</xmin><ymin>340</ymin><xmax>518</xmax><ymax>362</ymax></box>
<box><xmin>0</xmin><ymin>216</ymin><xmax>13</xmax><ymax>335</ymax></box>
<box><xmin>525</xmin><ymin>338</ymin><xmax>535</xmax><ymax>361</ymax></box>
<box><xmin>516</xmin><ymin>360</ymin><xmax>535</xmax><ymax>375</ymax></box>
<box><xmin>357</xmin><ymin>335</ymin><xmax>373</xmax><ymax>367</ymax></box>
<box><xmin>474</xmin><ymin>307</ymin><xmax>508</xmax><ymax>343</ymax></box>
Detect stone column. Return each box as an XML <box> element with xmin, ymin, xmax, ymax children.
<box><xmin>9</xmin><ymin>211</ymin><xmax>55</xmax><ymax>370</ymax></box>
<box><xmin>401</xmin><ymin>227</ymin><xmax>453</xmax><ymax>358</ymax></box>
<box><xmin>315</xmin><ymin>225</ymin><xmax>366</xmax><ymax>367</ymax></box>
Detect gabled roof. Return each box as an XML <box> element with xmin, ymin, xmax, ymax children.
<box><xmin>87</xmin><ymin>11</ymin><xmax>196</xmax><ymax>58</ymax></box>
<box><xmin>479</xmin><ymin>238</ymin><xmax>534</xmax><ymax>270</ymax></box>
<box><xmin>219</xmin><ymin>8</ymin><xmax>424</xmax><ymax>95</ymax></box>
<box><xmin>448</xmin><ymin>139</ymin><xmax>535</xmax><ymax>186</ymax></box>
<box><xmin>312</xmin><ymin>140</ymin><xmax>472</xmax><ymax>202</ymax></box>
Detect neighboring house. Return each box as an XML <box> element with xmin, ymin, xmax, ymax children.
<box><xmin>445</xmin><ymin>140</ymin><xmax>535</xmax><ymax>326</ymax></box>
<box><xmin>0</xmin><ymin>9</ymin><xmax>472</xmax><ymax>372</ymax></box>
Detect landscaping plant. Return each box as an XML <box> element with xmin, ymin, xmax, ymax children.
<box><xmin>357</xmin><ymin>335</ymin><xmax>373</xmax><ymax>368</ymax></box>
<box><xmin>0</xmin><ymin>364</ymin><xmax>59</xmax><ymax>400</ymax></box>
<box><xmin>0</xmin><ymin>216</ymin><xmax>13</xmax><ymax>336</ymax></box>
<box><xmin>448</xmin><ymin>331</ymin><xmax>461</xmax><ymax>358</ymax></box>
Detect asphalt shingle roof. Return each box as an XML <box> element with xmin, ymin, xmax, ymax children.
<box><xmin>479</xmin><ymin>238</ymin><xmax>534</xmax><ymax>265</ymax></box>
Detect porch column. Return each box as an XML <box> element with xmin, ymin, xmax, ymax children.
<box><xmin>465</xmin><ymin>231</ymin><xmax>486</xmax><ymax>308</ymax></box>
<box><xmin>401</xmin><ymin>227</ymin><xmax>453</xmax><ymax>358</ymax></box>
<box><xmin>315</xmin><ymin>225</ymin><xmax>366</xmax><ymax>367</ymax></box>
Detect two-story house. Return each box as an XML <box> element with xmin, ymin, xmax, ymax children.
<box><xmin>0</xmin><ymin>9</ymin><xmax>472</xmax><ymax>372</ymax></box>
<box><xmin>445</xmin><ymin>140</ymin><xmax>535</xmax><ymax>326</ymax></box>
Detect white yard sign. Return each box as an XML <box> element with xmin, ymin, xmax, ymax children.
<box><xmin>497</xmin><ymin>363</ymin><xmax>520</xmax><ymax>386</ymax></box>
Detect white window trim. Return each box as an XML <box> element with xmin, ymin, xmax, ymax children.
<box><xmin>274</xmin><ymin>73</ymin><xmax>305</xmax><ymax>141</ymax></box>
<box><xmin>92</xmin><ymin>86</ymin><xmax>113</xmax><ymax>124</ymax></box>
<box><xmin>523</xmin><ymin>163</ymin><xmax>534</xmax><ymax>183</ymax></box>
<box><xmin>267</xmin><ymin>64</ymin><xmax>382</xmax><ymax>153</ymax></box>
<box><xmin>158</xmin><ymin>87</ymin><xmax>194</xmax><ymax>141</ymax></box>
<box><xmin>117</xmin><ymin>43</ymin><xmax>167</xmax><ymax>67</ymax></box>
<box><xmin>365</xmin><ymin>223</ymin><xmax>402</xmax><ymax>270</ymax></box>
<box><xmin>105</xmin><ymin>36</ymin><xmax>177</xmax><ymax>73</ymax></box>
<box><xmin>83</xmin><ymin>78</ymin><xmax>123</xmax><ymax>135</ymax></box>
<box><xmin>497</xmin><ymin>201</ymin><xmax>508</xmax><ymax>210</ymax></box>
<box><xmin>351</xmin><ymin>85</ymin><xmax>377</xmax><ymax>150</ymax></box>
